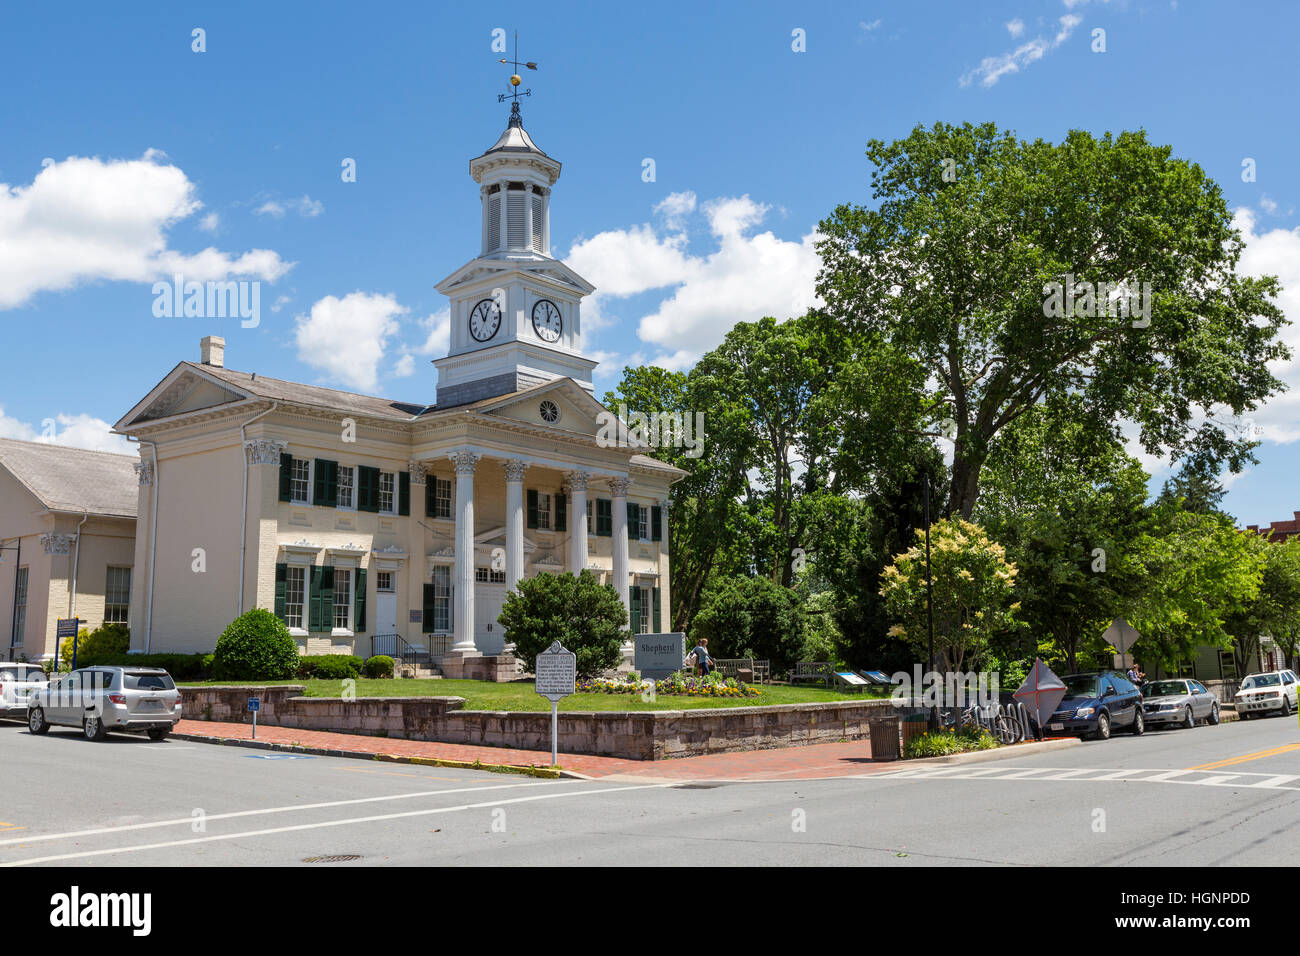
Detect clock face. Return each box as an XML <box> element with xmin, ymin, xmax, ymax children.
<box><xmin>469</xmin><ymin>298</ymin><xmax>501</xmax><ymax>342</ymax></box>
<box><xmin>532</xmin><ymin>299</ymin><xmax>562</xmax><ymax>343</ymax></box>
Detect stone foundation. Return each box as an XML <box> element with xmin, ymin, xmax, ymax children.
<box><xmin>179</xmin><ymin>686</ymin><xmax>897</xmax><ymax>760</ymax></box>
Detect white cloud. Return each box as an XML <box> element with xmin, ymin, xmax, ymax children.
<box><xmin>1006</xmin><ymin>18</ymin><xmax>1025</xmax><ymax>37</ymax></box>
<box><xmin>198</xmin><ymin>211</ymin><xmax>220</xmax><ymax>232</ymax></box>
<box><xmin>293</xmin><ymin>292</ymin><xmax>407</xmax><ymax>392</ymax></box>
<box><xmin>0</xmin><ymin>407</ymin><xmax>132</xmax><ymax>454</ymax></box>
<box><xmin>654</xmin><ymin>191</ymin><xmax>696</xmax><ymax>230</ymax></box>
<box><xmin>254</xmin><ymin>195</ymin><xmax>324</xmax><ymax>219</ymax></box>
<box><xmin>391</xmin><ymin>308</ymin><xmax>451</xmax><ymax>381</ymax></box>
<box><xmin>960</xmin><ymin>12</ymin><xmax>1083</xmax><ymax>87</ymax></box>
<box><xmin>860</xmin><ymin>19</ymin><xmax>882</xmax><ymax>31</ymax></box>
<box><xmin>564</xmin><ymin>194</ymin><xmax>822</xmax><ymax>368</ymax></box>
<box><xmin>0</xmin><ymin>153</ymin><xmax>291</xmax><ymax>311</ymax></box>
<box><xmin>393</xmin><ymin>353</ymin><xmax>416</xmax><ymax>378</ymax></box>
<box><xmin>271</xmin><ymin>294</ymin><xmax>292</xmax><ymax>313</ymax></box>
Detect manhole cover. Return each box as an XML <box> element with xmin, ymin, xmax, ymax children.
<box><xmin>302</xmin><ymin>854</ymin><xmax>362</xmax><ymax>863</ymax></box>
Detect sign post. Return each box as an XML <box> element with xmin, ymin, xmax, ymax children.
<box><xmin>534</xmin><ymin>641</ymin><xmax>576</xmax><ymax>767</ymax></box>
<box><xmin>1103</xmin><ymin>617</ymin><xmax>1140</xmax><ymax>671</ymax></box>
<box><xmin>248</xmin><ymin>696</ymin><xmax>261</xmax><ymax>739</ymax></box>
<box><xmin>56</xmin><ymin>618</ymin><xmax>81</xmax><ymax>670</ymax></box>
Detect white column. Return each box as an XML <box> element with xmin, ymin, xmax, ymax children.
<box><xmin>609</xmin><ymin>476</ymin><xmax>632</xmax><ymax>620</ymax></box>
<box><xmin>479</xmin><ymin>185</ymin><xmax>489</xmax><ymax>255</ymax></box>
<box><xmin>449</xmin><ymin>451</ymin><xmax>480</xmax><ymax>655</ymax></box>
<box><xmin>565</xmin><ymin>471</ymin><xmax>589</xmax><ymax>575</ymax></box>
<box><xmin>503</xmin><ymin>459</ymin><xmax>528</xmax><ymax>593</ymax></box>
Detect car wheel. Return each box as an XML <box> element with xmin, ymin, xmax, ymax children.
<box><xmin>27</xmin><ymin>707</ymin><xmax>49</xmax><ymax>735</ymax></box>
<box><xmin>147</xmin><ymin>728</ymin><xmax>168</xmax><ymax>742</ymax></box>
<box><xmin>1282</xmin><ymin>698</ymin><xmax>1292</xmax><ymax>717</ymax></box>
<box><xmin>82</xmin><ymin>716</ymin><xmax>107</xmax><ymax>741</ymax></box>
<box><xmin>1183</xmin><ymin>707</ymin><xmax>1196</xmax><ymax>729</ymax></box>
<box><xmin>1208</xmin><ymin>703</ymin><xmax>1220</xmax><ymax>725</ymax></box>
<box><xmin>1093</xmin><ymin>712</ymin><xmax>1111</xmax><ymax>740</ymax></box>
<box><xmin>1130</xmin><ymin>709</ymin><xmax>1145</xmax><ymax>735</ymax></box>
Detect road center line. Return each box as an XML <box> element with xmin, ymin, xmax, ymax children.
<box><xmin>0</xmin><ymin>780</ymin><xmax>549</xmax><ymax>848</ymax></box>
<box><xmin>1189</xmin><ymin>742</ymin><xmax>1300</xmax><ymax>771</ymax></box>
<box><xmin>0</xmin><ymin>783</ymin><xmax>674</xmax><ymax>867</ymax></box>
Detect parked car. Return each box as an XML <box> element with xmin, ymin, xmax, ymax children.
<box><xmin>27</xmin><ymin>666</ymin><xmax>182</xmax><ymax>741</ymax></box>
<box><xmin>1047</xmin><ymin>671</ymin><xmax>1145</xmax><ymax>740</ymax></box>
<box><xmin>1234</xmin><ymin>670</ymin><xmax>1299</xmax><ymax>719</ymax></box>
<box><xmin>1141</xmin><ymin>678</ymin><xmax>1221</xmax><ymax>728</ymax></box>
<box><xmin>0</xmin><ymin>663</ymin><xmax>49</xmax><ymax>718</ymax></box>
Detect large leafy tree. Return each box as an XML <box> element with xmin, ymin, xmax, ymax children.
<box><xmin>689</xmin><ymin>576</ymin><xmax>806</xmax><ymax>673</ymax></box>
<box><xmin>1223</xmin><ymin>533</ymin><xmax>1300</xmax><ymax>674</ymax></box>
<box><xmin>816</xmin><ymin>122</ymin><xmax>1289</xmax><ymax>519</ymax></box>
<box><xmin>499</xmin><ymin>571</ymin><xmax>628</xmax><ymax>678</ymax></box>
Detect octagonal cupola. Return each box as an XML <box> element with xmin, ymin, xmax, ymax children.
<box><xmin>471</xmin><ymin>102</ymin><xmax>562</xmax><ymax>259</ymax></box>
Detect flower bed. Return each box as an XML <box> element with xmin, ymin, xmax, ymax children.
<box><xmin>902</xmin><ymin>724</ymin><xmax>998</xmax><ymax>759</ymax></box>
<box><xmin>577</xmin><ymin>672</ymin><xmax>762</xmax><ymax>700</ymax></box>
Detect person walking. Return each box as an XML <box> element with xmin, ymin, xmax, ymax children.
<box><xmin>689</xmin><ymin>638</ymin><xmax>715</xmax><ymax>677</ymax></box>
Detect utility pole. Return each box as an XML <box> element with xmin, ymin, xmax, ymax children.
<box><xmin>924</xmin><ymin>473</ymin><xmax>938</xmax><ymax>732</ymax></box>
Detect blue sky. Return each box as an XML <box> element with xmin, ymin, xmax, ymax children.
<box><xmin>1</xmin><ymin>0</ymin><xmax>1297</xmax><ymax>528</ymax></box>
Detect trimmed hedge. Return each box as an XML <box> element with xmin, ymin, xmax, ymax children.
<box><xmin>62</xmin><ymin>652</ymin><xmax>214</xmax><ymax>680</ymax></box>
<box><xmin>364</xmin><ymin>655</ymin><xmax>395</xmax><ymax>678</ymax></box>
<box><xmin>213</xmin><ymin>609</ymin><xmax>299</xmax><ymax>680</ymax></box>
<box><xmin>297</xmin><ymin>654</ymin><xmax>363</xmax><ymax>680</ymax></box>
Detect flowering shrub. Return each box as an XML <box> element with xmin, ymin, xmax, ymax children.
<box><xmin>575</xmin><ymin>671</ymin><xmax>761</xmax><ymax>699</ymax></box>
<box><xmin>902</xmin><ymin>724</ymin><xmax>998</xmax><ymax>759</ymax></box>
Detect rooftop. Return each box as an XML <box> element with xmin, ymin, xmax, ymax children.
<box><xmin>0</xmin><ymin>437</ymin><xmax>138</xmax><ymax>518</ymax></box>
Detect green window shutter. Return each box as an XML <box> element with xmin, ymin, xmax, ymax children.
<box><xmin>308</xmin><ymin>565</ymin><xmax>323</xmax><ymax>630</ymax></box>
<box><xmin>653</xmin><ymin>587</ymin><xmax>661</xmax><ymax>631</ymax></box>
<box><xmin>314</xmin><ymin>459</ymin><xmax>338</xmax><ymax>508</ymax></box>
<box><xmin>527</xmin><ymin>489</ymin><xmax>538</xmax><ymax>529</ymax></box>
<box><xmin>651</xmin><ymin>505</ymin><xmax>662</xmax><ymax>541</ymax></box>
<box><xmin>278</xmin><ymin>453</ymin><xmax>293</xmax><ymax>502</ymax></box>
<box><xmin>627</xmin><ymin>503</ymin><xmax>638</xmax><ymax>540</ymax></box>
<box><xmin>422</xmin><ymin>583</ymin><xmax>437</xmax><ymax>633</ymax></box>
<box><xmin>273</xmin><ymin>564</ymin><xmax>288</xmax><ymax>621</ymax></box>
<box><xmin>354</xmin><ymin>568</ymin><xmax>367</xmax><ymax>632</ymax></box>
<box><xmin>398</xmin><ymin>472</ymin><xmax>411</xmax><ymax>516</ymax></box>
<box><xmin>630</xmin><ymin>587</ymin><xmax>642</xmax><ymax>632</ymax></box>
<box><xmin>556</xmin><ymin>493</ymin><xmax>567</xmax><ymax>533</ymax></box>
<box><xmin>319</xmin><ymin>567</ymin><xmax>334</xmax><ymax>631</ymax></box>
<box><xmin>358</xmin><ymin>466</ymin><xmax>380</xmax><ymax>512</ymax></box>
<box><xmin>597</xmin><ymin>499</ymin><xmax>611</xmax><ymax>536</ymax></box>
<box><xmin>425</xmin><ymin>477</ymin><xmax>436</xmax><ymax>518</ymax></box>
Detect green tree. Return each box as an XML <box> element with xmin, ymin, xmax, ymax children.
<box><xmin>817</xmin><ymin>122</ymin><xmax>1290</xmax><ymax>519</ymax></box>
<box><xmin>1223</xmin><ymin>533</ymin><xmax>1300</xmax><ymax>674</ymax></box>
<box><xmin>59</xmin><ymin>622</ymin><xmax>130</xmax><ymax>666</ymax></box>
<box><xmin>499</xmin><ymin>571</ymin><xmax>628</xmax><ymax>678</ymax></box>
<box><xmin>689</xmin><ymin>576</ymin><xmax>805</xmax><ymax>673</ymax></box>
<box><xmin>880</xmin><ymin>518</ymin><xmax>1021</xmax><ymax>673</ymax></box>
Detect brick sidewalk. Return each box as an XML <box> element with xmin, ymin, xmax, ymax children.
<box><xmin>174</xmin><ymin>719</ymin><xmax>889</xmax><ymax>781</ymax></box>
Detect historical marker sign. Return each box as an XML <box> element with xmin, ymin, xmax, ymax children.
<box><xmin>535</xmin><ymin>641</ymin><xmax>576</xmax><ymax>702</ymax></box>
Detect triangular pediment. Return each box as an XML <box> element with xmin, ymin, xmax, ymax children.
<box><xmin>115</xmin><ymin>363</ymin><xmax>253</xmax><ymax>430</ymax></box>
<box><xmin>474</xmin><ymin>378</ymin><xmax>623</xmax><ymax>442</ymax></box>
<box><xmin>474</xmin><ymin>526</ymin><xmax>537</xmax><ymax>552</ymax></box>
<box><xmin>435</xmin><ymin>256</ymin><xmax>595</xmax><ymax>297</ymax></box>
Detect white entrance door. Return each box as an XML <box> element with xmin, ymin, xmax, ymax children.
<box><xmin>375</xmin><ymin>591</ymin><xmax>397</xmax><ymax>640</ymax></box>
<box><xmin>475</xmin><ymin>584</ymin><xmax>508</xmax><ymax>655</ymax></box>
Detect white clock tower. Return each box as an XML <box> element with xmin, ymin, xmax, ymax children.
<box><xmin>433</xmin><ymin>101</ymin><xmax>597</xmax><ymax>408</ymax></box>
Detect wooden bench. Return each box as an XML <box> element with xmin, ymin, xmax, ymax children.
<box><xmin>791</xmin><ymin>661</ymin><xmax>835</xmax><ymax>687</ymax></box>
<box><xmin>712</xmin><ymin>658</ymin><xmax>753</xmax><ymax>681</ymax></box>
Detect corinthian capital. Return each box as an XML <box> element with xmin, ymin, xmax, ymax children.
<box><xmin>607</xmin><ymin>476</ymin><xmax>633</xmax><ymax>498</ymax></box>
<box><xmin>564</xmin><ymin>470</ymin><xmax>591</xmax><ymax>494</ymax></box>
<box><xmin>448</xmin><ymin>450</ymin><xmax>481</xmax><ymax>476</ymax></box>
<box><xmin>502</xmin><ymin>459</ymin><xmax>530</xmax><ymax>482</ymax></box>
<box><xmin>408</xmin><ymin>460</ymin><xmax>429</xmax><ymax>485</ymax></box>
<box><xmin>244</xmin><ymin>438</ymin><xmax>287</xmax><ymax>466</ymax></box>
<box><xmin>134</xmin><ymin>461</ymin><xmax>154</xmax><ymax>486</ymax></box>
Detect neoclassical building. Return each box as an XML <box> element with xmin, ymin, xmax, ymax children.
<box><xmin>114</xmin><ymin>103</ymin><xmax>684</xmax><ymax>675</ymax></box>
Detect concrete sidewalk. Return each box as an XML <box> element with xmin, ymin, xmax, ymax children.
<box><xmin>173</xmin><ymin>718</ymin><xmax>1080</xmax><ymax>782</ymax></box>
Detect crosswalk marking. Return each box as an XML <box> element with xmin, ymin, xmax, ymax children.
<box><xmin>878</xmin><ymin>765</ymin><xmax>1300</xmax><ymax>791</ymax></box>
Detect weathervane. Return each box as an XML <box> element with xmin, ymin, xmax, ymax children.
<box><xmin>496</xmin><ymin>31</ymin><xmax>538</xmax><ymax>120</ymax></box>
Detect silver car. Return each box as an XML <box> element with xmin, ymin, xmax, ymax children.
<box><xmin>27</xmin><ymin>666</ymin><xmax>182</xmax><ymax>741</ymax></box>
<box><xmin>1141</xmin><ymin>678</ymin><xmax>1220</xmax><ymax>728</ymax></box>
<box><xmin>0</xmin><ymin>663</ymin><xmax>49</xmax><ymax>718</ymax></box>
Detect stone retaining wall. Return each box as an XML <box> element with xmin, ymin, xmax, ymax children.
<box><xmin>178</xmin><ymin>686</ymin><xmax>899</xmax><ymax>760</ymax></box>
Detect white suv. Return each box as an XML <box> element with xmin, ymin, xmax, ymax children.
<box><xmin>1234</xmin><ymin>670</ymin><xmax>1299</xmax><ymax>718</ymax></box>
<box><xmin>27</xmin><ymin>666</ymin><xmax>182</xmax><ymax>741</ymax></box>
<box><xmin>0</xmin><ymin>663</ymin><xmax>49</xmax><ymax>718</ymax></box>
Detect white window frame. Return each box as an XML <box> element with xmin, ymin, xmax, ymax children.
<box><xmin>290</xmin><ymin>458</ymin><xmax>312</xmax><ymax>504</ymax></box>
<box><xmin>638</xmin><ymin>586</ymin><xmax>652</xmax><ymax>635</ymax></box>
<box><xmin>474</xmin><ymin>567</ymin><xmax>506</xmax><ymax>584</ymax></box>
<box><xmin>434</xmin><ymin>477</ymin><xmax>452</xmax><ymax>519</ymax></box>
<box><xmin>432</xmin><ymin>565</ymin><xmax>452</xmax><ymax>632</ymax></box>
<box><xmin>104</xmin><ymin>566</ymin><xmax>132</xmax><ymax>624</ymax></box>
<box><xmin>332</xmin><ymin>567</ymin><xmax>353</xmax><ymax>635</ymax></box>
<box><xmin>337</xmin><ymin>465</ymin><xmax>356</xmax><ymax>510</ymax></box>
<box><xmin>375</xmin><ymin>570</ymin><xmax>394</xmax><ymax>593</ymax></box>
<box><xmin>378</xmin><ymin>471</ymin><xmax>396</xmax><ymax>515</ymax></box>
<box><xmin>284</xmin><ymin>565</ymin><xmax>307</xmax><ymax>633</ymax></box>
<box><xmin>637</xmin><ymin>505</ymin><xmax>649</xmax><ymax>541</ymax></box>
<box><xmin>536</xmin><ymin>492</ymin><xmax>552</xmax><ymax>530</ymax></box>
<box><xmin>586</xmin><ymin>498</ymin><xmax>593</xmax><ymax>534</ymax></box>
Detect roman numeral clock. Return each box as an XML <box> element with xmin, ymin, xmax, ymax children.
<box><xmin>432</xmin><ymin>36</ymin><xmax>598</xmax><ymax>408</ymax></box>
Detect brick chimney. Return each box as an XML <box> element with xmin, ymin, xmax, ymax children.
<box><xmin>200</xmin><ymin>335</ymin><xmax>225</xmax><ymax>368</ymax></box>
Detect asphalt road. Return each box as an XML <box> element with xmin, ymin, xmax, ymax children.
<box><xmin>1</xmin><ymin>712</ymin><xmax>1297</xmax><ymax>866</ymax></box>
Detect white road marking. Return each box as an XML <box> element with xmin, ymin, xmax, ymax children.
<box><xmin>0</xmin><ymin>780</ymin><xmax>549</xmax><ymax>848</ymax></box>
<box><xmin>0</xmin><ymin>783</ymin><xmax>673</xmax><ymax>866</ymax></box>
<box><xmin>877</xmin><ymin>765</ymin><xmax>1300</xmax><ymax>791</ymax></box>
<box><xmin>1248</xmin><ymin>775</ymin><xmax>1299</xmax><ymax>789</ymax></box>
<box><xmin>1196</xmin><ymin>775</ymin><xmax>1241</xmax><ymax>786</ymax></box>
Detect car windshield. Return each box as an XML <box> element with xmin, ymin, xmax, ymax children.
<box><xmin>124</xmin><ymin>672</ymin><xmax>175</xmax><ymax>691</ymax></box>
<box><xmin>1143</xmin><ymin>680</ymin><xmax>1187</xmax><ymax>697</ymax></box>
<box><xmin>1243</xmin><ymin>674</ymin><xmax>1281</xmax><ymax>688</ymax></box>
<box><xmin>1063</xmin><ymin>675</ymin><xmax>1100</xmax><ymax>698</ymax></box>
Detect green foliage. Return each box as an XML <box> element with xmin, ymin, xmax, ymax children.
<box><xmin>298</xmin><ymin>654</ymin><xmax>363</xmax><ymax>680</ymax></box>
<box><xmin>799</xmin><ymin>590</ymin><xmax>846</xmax><ymax>664</ymax></box>
<box><xmin>690</xmin><ymin>575</ymin><xmax>805</xmax><ymax>672</ymax></box>
<box><xmin>499</xmin><ymin>570</ymin><xmax>628</xmax><ymax>678</ymax></box>
<box><xmin>903</xmin><ymin>725</ymin><xmax>998</xmax><ymax>759</ymax></box>
<box><xmin>364</xmin><ymin>655</ymin><xmax>395</xmax><ymax>678</ymax></box>
<box><xmin>213</xmin><ymin>608</ymin><xmax>300</xmax><ymax>680</ymax></box>
<box><xmin>69</xmin><ymin>653</ymin><xmax>213</xmax><ymax>679</ymax></box>
<box><xmin>59</xmin><ymin>622</ymin><xmax>130</xmax><ymax>666</ymax></box>
<box><xmin>880</xmin><ymin>518</ymin><xmax>1021</xmax><ymax>673</ymax></box>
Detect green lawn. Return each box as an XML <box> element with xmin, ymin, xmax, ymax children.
<box><xmin>178</xmin><ymin>678</ymin><xmax>893</xmax><ymax>712</ymax></box>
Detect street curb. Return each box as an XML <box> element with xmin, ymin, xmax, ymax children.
<box><xmin>170</xmin><ymin>732</ymin><xmax>564</xmax><ymax>778</ymax></box>
<box><xmin>902</xmin><ymin>737</ymin><xmax>1084</xmax><ymax>767</ymax></box>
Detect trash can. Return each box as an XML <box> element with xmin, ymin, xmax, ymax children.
<box><xmin>869</xmin><ymin>715</ymin><xmax>901</xmax><ymax>761</ymax></box>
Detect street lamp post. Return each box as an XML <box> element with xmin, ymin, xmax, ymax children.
<box><xmin>924</xmin><ymin>473</ymin><xmax>938</xmax><ymax>732</ymax></box>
